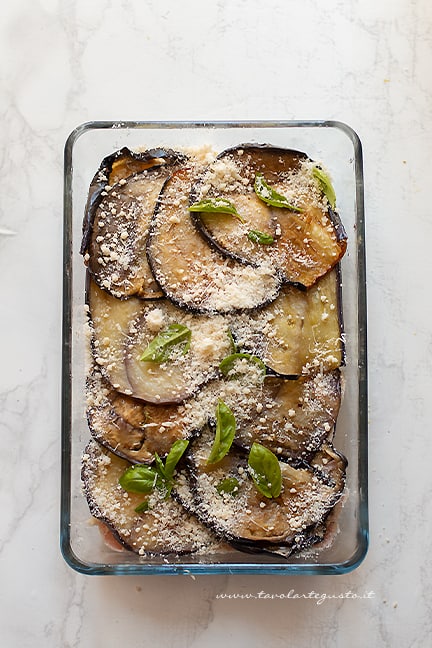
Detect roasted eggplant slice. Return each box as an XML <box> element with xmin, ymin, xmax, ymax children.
<box><xmin>232</xmin><ymin>370</ymin><xmax>341</xmax><ymax>462</ymax></box>
<box><xmin>175</xmin><ymin>427</ymin><xmax>346</xmax><ymax>548</ymax></box>
<box><xmin>86</xmin><ymin>368</ymin><xmax>202</xmax><ymax>463</ymax></box>
<box><xmin>191</xmin><ymin>144</ymin><xmax>347</xmax><ymax>288</ymax></box>
<box><xmin>124</xmin><ymin>297</ymin><xmax>233</xmax><ymax>403</ymax></box>
<box><xmin>230</xmin><ymin>267</ymin><xmax>344</xmax><ymax>377</ymax></box>
<box><xmin>87</xmin><ymin>276</ymin><xmax>145</xmax><ymax>395</ymax></box>
<box><xmin>147</xmin><ymin>166</ymin><xmax>282</xmax><ymax>314</ymax></box>
<box><xmin>82</xmin><ymin>440</ymin><xmax>217</xmax><ymax>555</ymax></box>
<box><xmin>81</xmin><ymin>147</ymin><xmax>187</xmax><ymax>256</ymax></box>
<box><xmin>86</xmin><ymin>170</ymin><xmax>170</xmax><ymax>299</ymax></box>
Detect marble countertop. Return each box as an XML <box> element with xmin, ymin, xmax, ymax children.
<box><xmin>1</xmin><ymin>1</ymin><xmax>431</xmax><ymax>646</ymax></box>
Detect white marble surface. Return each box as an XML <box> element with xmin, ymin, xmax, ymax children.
<box><xmin>1</xmin><ymin>0</ymin><xmax>431</xmax><ymax>645</ymax></box>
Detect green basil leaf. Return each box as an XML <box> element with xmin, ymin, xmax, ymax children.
<box><xmin>189</xmin><ymin>198</ymin><xmax>245</xmax><ymax>223</ymax></box>
<box><xmin>247</xmin><ymin>229</ymin><xmax>275</xmax><ymax>245</ymax></box>
<box><xmin>140</xmin><ymin>323</ymin><xmax>191</xmax><ymax>363</ymax></box>
<box><xmin>216</xmin><ymin>477</ymin><xmax>240</xmax><ymax>496</ymax></box>
<box><xmin>219</xmin><ymin>353</ymin><xmax>266</xmax><ymax>379</ymax></box>
<box><xmin>247</xmin><ymin>442</ymin><xmax>282</xmax><ymax>498</ymax></box>
<box><xmin>134</xmin><ymin>500</ymin><xmax>150</xmax><ymax>513</ymax></box>
<box><xmin>254</xmin><ymin>173</ymin><xmax>303</xmax><ymax>213</ymax></box>
<box><xmin>312</xmin><ymin>166</ymin><xmax>336</xmax><ymax>209</ymax></box>
<box><xmin>207</xmin><ymin>400</ymin><xmax>236</xmax><ymax>465</ymax></box>
<box><xmin>119</xmin><ymin>439</ymin><xmax>190</xmax><ymax>501</ymax></box>
<box><xmin>227</xmin><ymin>329</ymin><xmax>238</xmax><ymax>353</ymax></box>
<box><xmin>164</xmin><ymin>439</ymin><xmax>189</xmax><ymax>480</ymax></box>
<box><xmin>153</xmin><ymin>453</ymin><xmax>168</xmax><ymax>480</ymax></box>
<box><xmin>119</xmin><ymin>465</ymin><xmax>160</xmax><ymax>494</ymax></box>
<box><xmin>153</xmin><ymin>452</ymin><xmax>171</xmax><ymax>499</ymax></box>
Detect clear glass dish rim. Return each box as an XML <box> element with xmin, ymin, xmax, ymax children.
<box><xmin>61</xmin><ymin>119</ymin><xmax>368</xmax><ymax>576</ymax></box>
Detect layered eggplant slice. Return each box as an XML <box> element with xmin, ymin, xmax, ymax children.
<box><xmin>124</xmin><ymin>298</ymin><xmax>233</xmax><ymax>403</ymax></box>
<box><xmin>231</xmin><ymin>370</ymin><xmax>342</xmax><ymax>462</ymax></box>
<box><xmin>80</xmin><ymin>142</ymin><xmax>349</xmax><ymax>561</ymax></box>
<box><xmin>86</xmin><ymin>367</ymin><xmax>202</xmax><ymax>463</ymax></box>
<box><xmin>191</xmin><ymin>144</ymin><xmax>347</xmax><ymax>289</ymax></box>
<box><xmin>175</xmin><ymin>427</ymin><xmax>346</xmax><ymax>549</ymax></box>
<box><xmin>82</xmin><ymin>440</ymin><xmax>217</xmax><ymax>555</ymax></box>
<box><xmin>88</xmin><ymin>274</ymin><xmax>234</xmax><ymax>404</ymax></box>
<box><xmin>230</xmin><ymin>267</ymin><xmax>344</xmax><ymax>377</ymax></box>
<box><xmin>147</xmin><ymin>166</ymin><xmax>281</xmax><ymax>314</ymax></box>
<box><xmin>87</xmin><ymin>276</ymin><xmax>144</xmax><ymax>395</ymax></box>
<box><xmin>82</xmin><ymin>147</ymin><xmax>186</xmax><ymax>299</ymax></box>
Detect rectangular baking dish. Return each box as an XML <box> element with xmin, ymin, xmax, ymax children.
<box><xmin>61</xmin><ymin>120</ymin><xmax>368</xmax><ymax>575</ymax></box>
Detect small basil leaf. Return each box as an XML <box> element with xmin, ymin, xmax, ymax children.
<box><xmin>154</xmin><ymin>453</ymin><xmax>168</xmax><ymax>480</ymax></box>
<box><xmin>119</xmin><ymin>465</ymin><xmax>159</xmax><ymax>494</ymax></box>
<box><xmin>247</xmin><ymin>229</ymin><xmax>275</xmax><ymax>245</ymax></box>
<box><xmin>189</xmin><ymin>198</ymin><xmax>245</xmax><ymax>223</ymax></box>
<box><xmin>247</xmin><ymin>442</ymin><xmax>282</xmax><ymax>499</ymax></box>
<box><xmin>254</xmin><ymin>173</ymin><xmax>303</xmax><ymax>213</ymax></box>
<box><xmin>219</xmin><ymin>353</ymin><xmax>266</xmax><ymax>379</ymax></box>
<box><xmin>312</xmin><ymin>166</ymin><xmax>336</xmax><ymax>209</ymax></box>
<box><xmin>140</xmin><ymin>323</ymin><xmax>191</xmax><ymax>363</ymax></box>
<box><xmin>207</xmin><ymin>400</ymin><xmax>236</xmax><ymax>465</ymax></box>
<box><xmin>134</xmin><ymin>500</ymin><xmax>150</xmax><ymax>513</ymax></box>
<box><xmin>216</xmin><ymin>477</ymin><xmax>240</xmax><ymax>496</ymax></box>
<box><xmin>227</xmin><ymin>330</ymin><xmax>238</xmax><ymax>353</ymax></box>
<box><xmin>153</xmin><ymin>453</ymin><xmax>172</xmax><ymax>499</ymax></box>
<box><xmin>164</xmin><ymin>439</ymin><xmax>189</xmax><ymax>481</ymax></box>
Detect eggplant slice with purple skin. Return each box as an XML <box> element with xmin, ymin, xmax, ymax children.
<box><xmin>82</xmin><ymin>147</ymin><xmax>187</xmax><ymax>299</ymax></box>
<box><xmin>230</xmin><ymin>266</ymin><xmax>344</xmax><ymax>378</ymax></box>
<box><xmin>124</xmin><ymin>298</ymin><xmax>233</xmax><ymax>404</ymax></box>
<box><xmin>146</xmin><ymin>166</ymin><xmax>282</xmax><ymax>314</ymax></box>
<box><xmin>82</xmin><ymin>440</ymin><xmax>217</xmax><ymax>555</ymax></box>
<box><xmin>174</xmin><ymin>427</ymin><xmax>347</xmax><ymax>551</ymax></box>
<box><xmin>231</xmin><ymin>370</ymin><xmax>342</xmax><ymax>463</ymax></box>
<box><xmin>86</xmin><ymin>367</ymin><xmax>204</xmax><ymax>463</ymax></box>
<box><xmin>88</xmin><ymin>274</ymin><xmax>234</xmax><ymax>404</ymax></box>
<box><xmin>81</xmin><ymin>146</ymin><xmax>187</xmax><ymax>254</ymax></box>
<box><xmin>191</xmin><ymin>144</ymin><xmax>347</xmax><ymax>289</ymax></box>
<box><xmin>87</xmin><ymin>276</ymin><xmax>145</xmax><ymax>396</ymax></box>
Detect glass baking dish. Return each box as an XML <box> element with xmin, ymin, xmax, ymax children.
<box><xmin>61</xmin><ymin>120</ymin><xmax>368</xmax><ymax>575</ymax></box>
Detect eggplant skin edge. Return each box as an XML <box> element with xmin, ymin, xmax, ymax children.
<box><xmin>146</xmin><ymin>171</ymin><xmax>282</xmax><ymax>315</ymax></box>
<box><xmin>189</xmin><ymin>144</ymin><xmax>347</xmax><ymax>290</ymax></box>
<box><xmin>175</xmin><ymin>444</ymin><xmax>347</xmax><ymax>554</ymax></box>
<box><xmin>81</xmin><ymin>445</ymin><xmax>217</xmax><ymax>557</ymax></box>
<box><xmin>80</xmin><ymin>147</ymin><xmax>188</xmax><ymax>255</ymax></box>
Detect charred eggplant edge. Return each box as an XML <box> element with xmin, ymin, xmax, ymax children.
<box><xmin>81</xmin><ymin>440</ymin><xmax>217</xmax><ymax>557</ymax></box>
<box><xmin>175</xmin><ymin>439</ymin><xmax>347</xmax><ymax>552</ymax></box>
<box><xmin>146</xmin><ymin>170</ymin><xmax>283</xmax><ymax>315</ymax></box>
<box><xmin>189</xmin><ymin>144</ymin><xmax>347</xmax><ymax>290</ymax></box>
<box><xmin>80</xmin><ymin>147</ymin><xmax>188</xmax><ymax>255</ymax></box>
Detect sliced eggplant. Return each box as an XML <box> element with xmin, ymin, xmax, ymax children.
<box><xmin>230</xmin><ymin>267</ymin><xmax>344</xmax><ymax>377</ymax></box>
<box><xmin>124</xmin><ymin>298</ymin><xmax>233</xmax><ymax>403</ymax></box>
<box><xmin>86</xmin><ymin>170</ymin><xmax>170</xmax><ymax>299</ymax></box>
<box><xmin>189</xmin><ymin>363</ymin><xmax>341</xmax><ymax>462</ymax></box>
<box><xmin>87</xmin><ymin>276</ymin><xmax>145</xmax><ymax>394</ymax></box>
<box><xmin>310</xmin><ymin>443</ymin><xmax>347</xmax><ymax>492</ymax></box>
<box><xmin>175</xmin><ymin>427</ymin><xmax>346</xmax><ymax>548</ymax></box>
<box><xmin>191</xmin><ymin>144</ymin><xmax>347</xmax><ymax>288</ymax></box>
<box><xmin>86</xmin><ymin>368</ymin><xmax>202</xmax><ymax>463</ymax></box>
<box><xmin>147</xmin><ymin>166</ymin><xmax>282</xmax><ymax>314</ymax></box>
<box><xmin>81</xmin><ymin>146</ymin><xmax>187</xmax><ymax>256</ymax></box>
<box><xmin>232</xmin><ymin>370</ymin><xmax>341</xmax><ymax>462</ymax></box>
<box><xmin>82</xmin><ymin>440</ymin><xmax>217</xmax><ymax>555</ymax></box>
<box><xmin>82</xmin><ymin>143</ymin><xmax>349</xmax><ymax>560</ymax></box>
